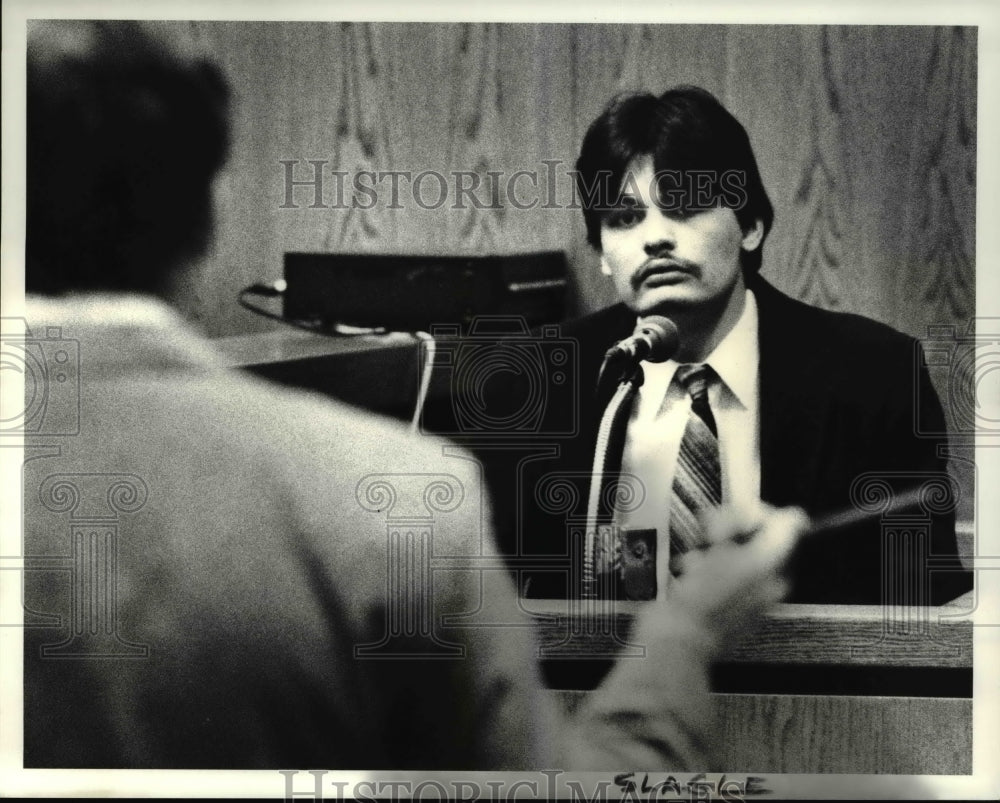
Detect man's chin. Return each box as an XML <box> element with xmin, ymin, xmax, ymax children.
<box><xmin>631</xmin><ymin>286</ymin><xmax>704</xmax><ymax>317</ymax></box>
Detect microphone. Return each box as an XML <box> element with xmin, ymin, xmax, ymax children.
<box><xmin>597</xmin><ymin>316</ymin><xmax>679</xmax><ymax>393</ymax></box>
<box><xmin>605</xmin><ymin>316</ymin><xmax>680</xmax><ymax>365</ymax></box>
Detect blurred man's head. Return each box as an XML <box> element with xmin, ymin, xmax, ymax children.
<box><xmin>26</xmin><ymin>21</ymin><xmax>231</xmax><ymax>296</ymax></box>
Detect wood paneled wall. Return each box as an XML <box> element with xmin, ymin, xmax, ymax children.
<box><xmin>180</xmin><ymin>22</ymin><xmax>974</xmax><ymax>344</ymax></box>
<box><xmin>177</xmin><ymin>21</ymin><xmax>976</xmax><ymax>516</ymax></box>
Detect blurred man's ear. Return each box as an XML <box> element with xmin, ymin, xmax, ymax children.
<box><xmin>741</xmin><ymin>218</ymin><xmax>764</xmax><ymax>253</ymax></box>
<box><xmin>599</xmin><ymin>254</ymin><xmax>612</xmax><ymax>276</ymax></box>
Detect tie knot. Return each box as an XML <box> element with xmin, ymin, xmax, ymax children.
<box><xmin>675</xmin><ymin>363</ymin><xmax>713</xmax><ymax>402</ymax></box>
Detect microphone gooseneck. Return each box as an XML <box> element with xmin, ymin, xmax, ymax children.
<box><xmin>586</xmin><ymin>316</ymin><xmax>678</xmax><ymax>599</ymax></box>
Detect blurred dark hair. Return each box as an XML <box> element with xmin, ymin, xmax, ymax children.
<box><xmin>26</xmin><ymin>21</ymin><xmax>231</xmax><ymax>294</ymax></box>
<box><xmin>574</xmin><ymin>86</ymin><xmax>774</xmax><ymax>275</ymax></box>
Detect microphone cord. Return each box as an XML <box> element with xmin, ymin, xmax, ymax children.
<box><xmin>237</xmin><ymin>282</ymin><xmax>387</xmax><ymax>336</ymax></box>
<box><xmin>409</xmin><ymin>332</ymin><xmax>435</xmax><ymax>434</ymax></box>
<box><xmin>239</xmin><ymin>281</ymin><xmax>432</xmax><ymax>433</ymax></box>
<box><xmin>582</xmin><ymin>368</ymin><xmax>643</xmax><ymax>600</ymax></box>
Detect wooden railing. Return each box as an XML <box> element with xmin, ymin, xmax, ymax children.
<box><xmin>531</xmin><ymin>593</ymin><xmax>973</xmax><ymax>774</ymax></box>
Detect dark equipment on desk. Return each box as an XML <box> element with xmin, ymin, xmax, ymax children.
<box><xmin>283</xmin><ymin>251</ymin><xmax>568</xmax><ymax>332</ymax></box>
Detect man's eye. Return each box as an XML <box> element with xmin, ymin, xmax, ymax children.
<box><xmin>662</xmin><ymin>206</ymin><xmax>693</xmax><ymax>220</ymax></box>
<box><xmin>605</xmin><ymin>208</ymin><xmax>644</xmax><ymax>228</ymax></box>
<box><xmin>663</xmin><ymin>203</ymin><xmax>713</xmax><ymax>221</ymax></box>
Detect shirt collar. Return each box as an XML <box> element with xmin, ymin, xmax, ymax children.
<box><xmin>24</xmin><ymin>293</ymin><xmax>223</xmax><ymax>376</ymax></box>
<box><xmin>701</xmin><ymin>288</ymin><xmax>758</xmax><ymax>409</ymax></box>
<box><xmin>638</xmin><ymin>288</ymin><xmax>759</xmax><ymax>409</ymax></box>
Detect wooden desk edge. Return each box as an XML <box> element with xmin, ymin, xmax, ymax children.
<box><xmin>526</xmin><ymin>597</ymin><xmax>973</xmax><ymax>668</ymax></box>
<box><xmin>212</xmin><ymin>328</ymin><xmax>418</xmax><ymax>368</ymax></box>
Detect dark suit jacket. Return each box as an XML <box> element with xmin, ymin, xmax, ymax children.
<box><xmin>423</xmin><ymin>275</ymin><xmax>972</xmax><ymax>605</ymax></box>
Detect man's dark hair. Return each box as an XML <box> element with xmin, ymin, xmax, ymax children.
<box><xmin>26</xmin><ymin>21</ymin><xmax>231</xmax><ymax>295</ymax></box>
<box><xmin>574</xmin><ymin>86</ymin><xmax>774</xmax><ymax>275</ymax></box>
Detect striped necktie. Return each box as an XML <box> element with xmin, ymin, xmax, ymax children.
<box><xmin>668</xmin><ymin>363</ymin><xmax>721</xmax><ymax>566</ymax></box>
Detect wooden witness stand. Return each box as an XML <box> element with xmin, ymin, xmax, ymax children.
<box><xmin>218</xmin><ymin>329</ymin><xmax>975</xmax><ymax>775</ymax></box>
<box><xmin>531</xmin><ymin>593</ymin><xmax>973</xmax><ymax>774</ymax></box>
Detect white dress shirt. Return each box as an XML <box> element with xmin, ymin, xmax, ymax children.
<box><xmin>615</xmin><ymin>289</ymin><xmax>761</xmax><ymax>599</ymax></box>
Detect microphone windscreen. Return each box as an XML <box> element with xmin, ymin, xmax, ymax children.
<box><xmin>635</xmin><ymin>316</ymin><xmax>679</xmax><ymax>363</ymax></box>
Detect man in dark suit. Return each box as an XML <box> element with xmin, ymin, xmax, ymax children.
<box><xmin>427</xmin><ymin>87</ymin><xmax>970</xmax><ymax>606</ymax></box>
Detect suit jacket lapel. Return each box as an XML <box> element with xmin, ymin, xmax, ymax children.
<box><xmin>574</xmin><ymin>287</ymin><xmax>835</xmax><ymax>511</ymax></box>
<box><xmin>751</xmin><ymin>276</ymin><xmax>834</xmax><ymax>511</ymax></box>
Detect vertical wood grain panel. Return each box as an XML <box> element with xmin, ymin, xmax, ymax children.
<box><xmin>720</xmin><ymin>25</ymin><xmax>814</xmax><ymax>304</ymax></box>
<box><xmin>715</xmin><ymin>694</ymin><xmax>971</xmax><ymax>774</ymax></box>
<box><xmin>835</xmin><ymin>25</ymin><xmax>921</xmax><ymax>326</ymax></box>
<box><xmin>728</xmin><ymin>26</ymin><xmax>856</xmax><ymax>313</ymax></box>
<box><xmin>495</xmin><ymin>24</ymin><xmax>577</xmax><ymax>257</ymax></box>
<box><xmin>381</xmin><ymin>24</ymin><xmax>460</xmax><ymax>255</ymax></box>
<box><xmin>444</xmin><ymin>23</ymin><xmax>506</xmax><ymax>251</ymax></box>
<box><xmin>640</xmin><ymin>24</ymin><xmax>730</xmax><ymax>100</ymax></box>
<box><xmin>178</xmin><ymin>21</ymin><xmax>974</xmax><ymax>360</ymax></box>
<box><xmin>785</xmin><ymin>27</ymin><xmax>854</xmax><ymax>312</ymax></box>
<box><xmin>328</xmin><ymin>22</ymin><xmax>399</xmax><ymax>252</ymax></box>
<box><xmin>900</xmin><ymin>26</ymin><xmax>976</xmax><ymax>332</ymax></box>
<box><xmin>554</xmin><ymin>691</ymin><xmax>972</xmax><ymax>774</ymax></box>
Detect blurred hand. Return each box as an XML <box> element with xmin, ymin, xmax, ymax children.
<box><xmin>577</xmin><ymin>505</ymin><xmax>808</xmax><ymax>770</ymax></box>
<box><xmin>658</xmin><ymin>504</ymin><xmax>808</xmax><ymax>652</ymax></box>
